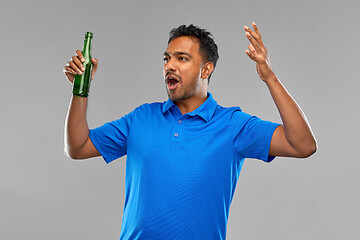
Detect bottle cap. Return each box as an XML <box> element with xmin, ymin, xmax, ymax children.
<box><xmin>85</xmin><ymin>32</ymin><xmax>93</xmax><ymax>38</ymax></box>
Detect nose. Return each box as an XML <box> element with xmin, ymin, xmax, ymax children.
<box><xmin>165</xmin><ymin>58</ymin><xmax>176</xmax><ymax>72</ymax></box>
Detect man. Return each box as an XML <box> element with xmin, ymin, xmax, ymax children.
<box><xmin>63</xmin><ymin>23</ymin><xmax>316</xmax><ymax>239</ymax></box>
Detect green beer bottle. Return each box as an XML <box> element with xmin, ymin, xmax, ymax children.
<box><xmin>73</xmin><ymin>32</ymin><xmax>93</xmax><ymax>97</ymax></box>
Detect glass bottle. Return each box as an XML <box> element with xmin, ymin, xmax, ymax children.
<box><xmin>73</xmin><ymin>32</ymin><xmax>93</xmax><ymax>97</ymax></box>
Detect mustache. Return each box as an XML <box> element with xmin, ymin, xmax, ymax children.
<box><xmin>165</xmin><ymin>71</ymin><xmax>181</xmax><ymax>81</ymax></box>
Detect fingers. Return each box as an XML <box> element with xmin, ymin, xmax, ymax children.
<box><xmin>245</xmin><ymin>43</ymin><xmax>257</xmax><ymax>60</ymax></box>
<box><xmin>63</xmin><ymin>65</ymin><xmax>76</xmax><ymax>83</ymax></box>
<box><xmin>245</xmin><ymin>31</ymin><xmax>262</xmax><ymax>57</ymax></box>
<box><xmin>244</xmin><ymin>22</ymin><xmax>267</xmax><ymax>54</ymax></box>
<box><xmin>63</xmin><ymin>50</ymin><xmax>98</xmax><ymax>83</ymax></box>
<box><xmin>252</xmin><ymin>22</ymin><xmax>267</xmax><ymax>54</ymax></box>
<box><xmin>252</xmin><ymin>22</ymin><xmax>261</xmax><ymax>37</ymax></box>
<box><xmin>63</xmin><ymin>50</ymin><xmax>84</xmax><ymax>77</ymax></box>
<box><xmin>91</xmin><ymin>58</ymin><xmax>98</xmax><ymax>68</ymax></box>
<box><xmin>70</xmin><ymin>58</ymin><xmax>83</xmax><ymax>75</ymax></box>
<box><xmin>91</xmin><ymin>58</ymin><xmax>98</xmax><ymax>80</ymax></box>
<box><xmin>72</xmin><ymin>51</ymin><xmax>85</xmax><ymax>74</ymax></box>
<box><xmin>63</xmin><ymin>50</ymin><xmax>84</xmax><ymax>83</ymax></box>
<box><xmin>245</xmin><ymin>49</ymin><xmax>256</xmax><ymax>61</ymax></box>
<box><xmin>248</xmin><ymin>44</ymin><xmax>256</xmax><ymax>54</ymax></box>
<box><xmin>76</xmin><ymin>50</ymin><xmax>85</xmax><ymax>62</ymax></box>
<box><xmin>64</xmin><ymin>64</ymin><xmax>77</xmax><ymax>75</ymax></box>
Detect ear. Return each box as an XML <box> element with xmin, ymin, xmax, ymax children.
<box><xmin>201</xmin><ymin>62</ymin><xmax>214</xmax><ymax>80</ymax></box>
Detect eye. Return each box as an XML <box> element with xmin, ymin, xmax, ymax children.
<box><xmin>163</xmin><ymin>57</ymin><xmax>169</xmax><ymax>63</ymax></box>
<box><xmin>179</xmin><ymin>57</ymin><xmax>189</xmax><ymax>61</ymax></box>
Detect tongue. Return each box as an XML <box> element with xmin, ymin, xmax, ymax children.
<box><xmin>170</xmin><ymin>79</ymin><xmax>178</xmax><ymax>84</ymax></box>
<box><xmin>168</xmin><ymin>81</ymin><xmax>178</xmax><ymax>90</ymax></box>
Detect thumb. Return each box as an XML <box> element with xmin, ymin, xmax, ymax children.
<box><xmin>91</xmin><ymin>58</ymin><xmax>98</xmax><ymax>80</ymax></box>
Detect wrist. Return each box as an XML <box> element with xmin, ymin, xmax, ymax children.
<box><xmin>73</xmin><ymin>94</ymin><xmax>89</xmax><ymax>98</ymax></box>
<box><xmin>264</xmin><ymin>73</ymin><xmax>278</xmax><ymax>87</ymax></box>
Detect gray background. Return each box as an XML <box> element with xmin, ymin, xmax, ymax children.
<box><xmin>1</xmin><ymin>0</ymin><xmax>359</xmax><ymax>239</ymax></box>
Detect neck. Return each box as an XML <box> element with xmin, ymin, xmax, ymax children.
<box><xmin>174</xmin><ymin>92</ymin><xmax>208</xmax><ymax>115</ymax></box>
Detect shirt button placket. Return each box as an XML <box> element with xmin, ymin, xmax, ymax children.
<box><xmin>176</xmin><ymin>118</ymin><xmax>183</xmax><ymax>138</ymax></box>
<box><xmin>171</xmin><ymin>118</ymin><xmax>183</xmax><ymax>143</ymax></box>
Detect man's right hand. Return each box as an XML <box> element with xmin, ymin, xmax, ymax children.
<box><xmin>63</xmin><ymin>50</ymin><xmax>98</xmax><ymax>84</ymax></box>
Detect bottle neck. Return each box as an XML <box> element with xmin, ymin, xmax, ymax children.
<box><xmin>82</xmin><ymin>37</ymin><xmax>92</xmax><ymax>60</ymax></box>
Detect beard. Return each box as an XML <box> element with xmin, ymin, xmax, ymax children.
<box><xmin>166</xmin><ymin>80</ymin><xmax>201</xmax><ymax>103</ymax></box>
<box><xmin>167</xmin><ymin>86</ymin><xmax>188</xmax><ymax>102</ymax></box>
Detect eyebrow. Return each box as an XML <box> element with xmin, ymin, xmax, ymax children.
<box><xmin>163</xmin><ymin>51</ymin><xmax>193</xmax><ymax>59</ymax></box>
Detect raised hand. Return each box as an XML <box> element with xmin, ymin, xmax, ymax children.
<box><xmin>244</xmin><ymin>22</ymin><xmax>276</xmax><ymax>83</ymax></box>
<box><xmin>63</xmin><ymin>50</ymin><xmax>98</xmax><ymax>84</ymax></box>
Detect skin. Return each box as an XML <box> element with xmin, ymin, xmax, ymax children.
<box><xmin>163</xmin><ymin>36</ymin><xmax>214</xmax><ymax>114</ymax></box>
<box><xmin>244</xmin><ymin>22</ymin><xmax>317</xmax><ymax>157</ymax></box>
<box><xmin>63</xmin><ymin>51</ymin><xmax>100</xmax><ymax>159</ymax></box>
<box><xmin>63</xmin><ymin>23</ymin><xmax>317</xmax><ymax>160</ymax></box>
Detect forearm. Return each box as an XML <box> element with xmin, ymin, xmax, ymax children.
<box><xmin>243</xmin><ymin>22</ymin><xmax>316</xmax><ymax>157</ymax></box>
<box><xmin>266</xmin><ymin>76</ymin><xmax>317</xmax><ymax>156</ymax></box>
<box><xmin>64</xmin><ymin>95</ymin><xmax>90</xmax><ymax>158</ymax></box>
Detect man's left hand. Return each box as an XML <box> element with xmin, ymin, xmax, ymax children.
<box><xmin>244</xmin><ymin>22</ymin><xmax>276</xmax><ymax>83</ymax></box>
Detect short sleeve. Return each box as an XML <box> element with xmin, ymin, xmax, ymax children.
<box><xmin>89</xmin><ymin>108</ymin><xmax>137</xmax><ymax>164</ymax></box>
<box><xmin>231</xmin><ymin>109</ymin><xmax>281</xmax><ymax>163</ymax></box>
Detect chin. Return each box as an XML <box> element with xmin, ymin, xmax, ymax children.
<box><xmin>169</xmin><ymin>93</ymin><xmax>190</xmax><ymax>103</ymax></box>
<box><xmin>168</xmin><ymin>94</ymin><xmax>179</xmax><ymax>102</ymax></box>
<box><xmin>168</xmin><ymin>92</ymin><xmax>180</xmax><ymax>102</ymax></box>
<box><xmin>166</xmin><ymin>89</ymin><xmax>176</xmax><ymax>101</ymax></box>
<box><xmin>166</xmin><ymin>87</ymin><xmax>190</xmax><ymax>102</ymax></box>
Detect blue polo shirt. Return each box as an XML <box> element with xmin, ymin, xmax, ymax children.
<box><xmin>89</xmin><ymin>92</ymin><xmax>280</xmax><ymax>240</ymax></box>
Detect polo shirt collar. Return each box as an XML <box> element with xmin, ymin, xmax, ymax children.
<box><xmin>162</xmin><ymin>92</ymin><xmax>218</xmax><ymax>123</ymax></box>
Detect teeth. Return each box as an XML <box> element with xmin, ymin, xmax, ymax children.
<box><xmin>167</xmin><ymin>75</ymin><xmax>178</xmax><ymax>82</ymax></box>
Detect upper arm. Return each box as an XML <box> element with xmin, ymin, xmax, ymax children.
<box><xmin>232</xmin><ymin>110</ymin><xmax>280</xmax><ymax>162</ymax></box>
<box><xmin>86</xmin><ymin>107</ymin><xmax>139</xmax><ymax>163</ymax></box>
<box><xmin>269</xmin><ymin>125</ymin><xmax>302</xmax><ymax>158</ymax></box>
<box><xmin>73</xmin><ymin>135</ymin><xmax>101</xmax><ymax>159</ymax></box>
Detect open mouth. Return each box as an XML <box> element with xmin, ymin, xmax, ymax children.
<box><xmin>166</xmin><ymin>75</ymin><xmax>180</xmax><ymax>91</ymax></box>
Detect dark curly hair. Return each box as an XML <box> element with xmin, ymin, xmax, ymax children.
<box><xmin>168</xmin><ymin>24</ymin><xmax>219</xmax><ymax>84</ymax></box>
